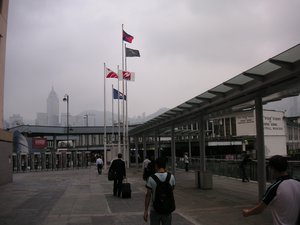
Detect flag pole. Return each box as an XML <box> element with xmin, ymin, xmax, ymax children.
<box><xmin>125</xmin><ymin>44</ymin><xmax>129</xmax><ymax>168</ymax></box>
<box><xmin>112</xmin><ymin>84</ymin><xmax>114</xmax><ymax>143</ymax></box>
<box><xmin>117</xmin><ymin>65</ymin><xmax>121</xmax><ymax>153</ymax></box>
<box><xmin>103</xmin><ymin>63</ymin><xmax>107</xmax><ymax>170</ymax></box>
<box><xmin>122</xmin><ymin>24</ymin><xmax>126</xmax><ymax>164</ymax></box>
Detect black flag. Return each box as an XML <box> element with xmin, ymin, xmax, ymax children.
<box><xmin>125</xmin><ymin>47</ymin><xmax>140</xmax><ymax>57</ymax></box>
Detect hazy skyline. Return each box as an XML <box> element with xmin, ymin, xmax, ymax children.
<box><xmin>4</xmin><ymin>0</ymin><xmax>300</xmax><ymax>121</ymax></box>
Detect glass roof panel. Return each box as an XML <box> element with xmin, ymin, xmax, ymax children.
<box><xmin>210</xmin><ymin>84</ymin><xmax>232</xmax><ymax>93</ymax></box>
<box><xmin>246</xmin><ymin>61</ymin><xmax>280</xmax><ymax>75</ymax></box>
<box><xmin>272</xmin><ymin>44</ymin><xmax>300</xmax><ymax>63</ymax></box>
<box><xmin>178</xmin><ymin>103</ymin><xmax>193</xmax><ymax>108</ymax></box>
<box><xmin>187</xmin><ymin>98</ymin><xmax>203</xmax><ymax>104</ymax></box>
<box><xmin>197</xmin><ymin>92</ymin><xmax>215</xmax><ymax>99</ymax></box>
<box><xmin>225</xmin><ymin>74</ymin><xmax>253</xmax><ymax>85</ymax></box>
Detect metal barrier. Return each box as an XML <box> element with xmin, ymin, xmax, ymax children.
<box><xmin>174</xmin><ymin>157</ymin><xmax>300</xmax><ymax>181</ymax></box>
<box><xmin>12</xmin><ymin>151</ymin><xmax>91</xmax><ymax>173</ymax></box>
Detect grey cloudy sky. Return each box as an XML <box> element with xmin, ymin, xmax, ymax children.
<box><xmin>4</xmin><ymin>0</ymin><xmax>300</xmax><ymax>120</ymax></box>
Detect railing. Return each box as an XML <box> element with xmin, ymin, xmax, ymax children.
<box><xmin>12</xmin><ymin>151</ymin><xmax>92</xmax><ymax>173</ymax></box>
<box><xmin>174</xmin><ymin>157</ymin><xmax>300</xmax><ymax>181</ymax></box>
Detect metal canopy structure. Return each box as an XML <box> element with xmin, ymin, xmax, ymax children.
<box><xmin>128</xmin><ymin>44</ymin><xmax>300</xmax><ymax>199</ymax></box>
<box><xmin>129</xmin><ymin>44</ymin><xmax>300</xmax><ymax>136</ymax></box>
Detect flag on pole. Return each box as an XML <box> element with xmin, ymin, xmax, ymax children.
<box><xmin>118</xmin><ymin>70</ymin><xmax>135</xmax><ymax>81</ymax></box>
<box><xmin>125</xmin><ymin>47</ymin><xmax>140</xmax><ymax>57</ymax></box>
<box><xmin>113</xmin><ymin>88</ymin><xmax>127</xmax><ymax>100</ymax></box>
<box><xmin>106</xmin><ymin>68</ymin><xmax>118</xmax><ymax>78</ymax></box>
<box><xmin>123</xmin><ymin>30</ymin><xmax>134</xmax><ymax>43</ymax></box>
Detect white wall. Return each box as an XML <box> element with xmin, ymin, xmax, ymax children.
<box><xmin>235</xmin><ymin>110</ymin><xmax>287</xmax><ymax>156</ymax></box>
<box><xmin>264</xmin><ymin>136</ymin><xmax>287</xmax><ymax>157</ymax></box>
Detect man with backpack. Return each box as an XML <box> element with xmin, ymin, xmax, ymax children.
<box><xmin>144</xmin><ymin>157</ymin><xmax>176</xmax><ymax>225</ymax></box>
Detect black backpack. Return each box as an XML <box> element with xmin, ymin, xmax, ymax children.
<box><xmin>151</xmin><ymin>173</ymin><xmax>176</xmax><ymax>214</ymax></box>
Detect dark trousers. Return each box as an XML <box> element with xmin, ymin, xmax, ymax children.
<box><xmin>97</xmin><ymin>164</ymin><xmax>103</xmax><ymax>174</ymax></box>
<box><xmin>241</xmin><ymin>167</ymin><xmax>249</xmax><ymax>182</ymax></box>
<box><xmin>113</xmin><ymin>178</ymin><xmax>123</xmax><ymax>197</ymax></box>
<box><xmin>185</xmin><ymin>163</ymin><xmax>189</xmax><ymax>172</ymax></box>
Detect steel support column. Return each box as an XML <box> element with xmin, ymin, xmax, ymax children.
<box><xmin>255</xmin><ymin>96</ymin><xmax>266</xmax><ymax>200</ymax></box>
<box><xmin>171</xmin><ymin>125</ymin><xmax>176</xmax><ymax>175</ymax></box>
<box><xmin>143</xmin><ymin>134</ymin><xmax>147</xmax><ymax>160</ymax></box>
<box><xmin>154</xmin><ymin>131</ymin><xmax>158</xmax><ymax>159</ymax></box>
<box><xmin>199</xmin><ymin>115</ymin><xmax>206</xmax><ymax>172</ymax></box>
<box><xmin>135</xmin><ymin>136</ymin><xmax>139</xmax><ymax>168</ymax></box>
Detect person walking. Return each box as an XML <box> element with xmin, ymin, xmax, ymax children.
<box><xmin>144</xmin><ymin>157</ymin><xmax>176</xmax><ymax>225</ymax></box>
<box><xmin>96</xmin><ymin>155</ymin><xmax>103</xmax><ymax>175</ymax></box>
<box><xmin>239</xmin><ymin>154</ymin><xmax>251</xmax><ymax>182</ymax></box>
<box><xmin>143</xmin><ymin>155</ymin><xmax>151</xmax><ymax>180</ymax></box>
<box><xmin>109</xmin><ymin>153</ymin><xmax>126</xmax><ymax>197</ymax></box>
<box><xmin>184</xmin><ymin>152</ymin><xmax>189</xmax><ymax>172</ymax></box>
<box><xmin>242</xmin><ymin>155</ymin><xmax>300</xmax><ymax>225</ymax></box>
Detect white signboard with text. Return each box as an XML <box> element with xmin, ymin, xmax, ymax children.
<box><xmin>236</xmin><ymin>110</ymin><xmax>285</xmax><ymax>136</ymax></box>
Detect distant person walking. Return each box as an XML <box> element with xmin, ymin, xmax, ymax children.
<box><xmin>242</xmin><ymin>155</ymin><xmax>300</xmax><ymax>225</ymax></box>
<box><xmin>184</xmin><ymin>152</ymin><xmax>189</xmax><ymax>172</ymax></box>
<box><xmin>239</xmin><ymin>154</ymin><xmax>251</xmax><ymax>182</ymax></box>
<box><xmin>144</xmin><ymin>157</ymin><xmax>176</xmax><ymax>225</ymax></box>
<box><xmin>143</xmin><ymin>156</ymin><xmax>151</xmax><ymax>180</ymax></box>
<box><xmin>96</xmin><ymin>155</ymin><xmax>103</xmax><ymax>175</ymax></box>
<box><xmin>109</xmin><ymin>153</ymin><xmax>126</xmax><ymax>197</ymax></box>
<box><xmin>143</xmin><ymin>156</ymin><xmax>156</xmax><ymax>181</ymax></box>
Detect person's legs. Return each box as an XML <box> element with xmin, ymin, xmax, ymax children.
<box><xmin>150</xmin><ymin>210</ymin><xmax>161</xmax><ymax>225</ymax></box>
<box><xmin>150</xmin><ymin>211</ymin><xmax>172</xmax><ymax>225</ymax></box>
<box><xmin>241</xmin><ymin>167</ymin><xmax>246</xmax><ymax>182</ymax></box>
<box><xmin>113</xmin><ymin>179</ymin><xmax>118</xmax><ymax>196</ymax></box>
<box><xmin>117</xmin><ymin>178</ymin><xmax>123</xmax><ymax>197</ymax></box>
<box><xmin>161</xmin><ymin>213</ymin><xmax>172</xmax><ymax>225</ymax></box>
<box><xmin>185</xmin><ymin>163</ymin><xmax>189</xmax><ymax>172</ymax></box>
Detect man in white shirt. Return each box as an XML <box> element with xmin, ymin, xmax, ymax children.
<box><xmin>184</xmin><ymin>152</ymin><xmax>189</xmax><ymax>172</ymax></box>
<box><xmin>96</xmin><ymin>155</ymin><xmax>103</xmax><ymax>175</ymax></box>
<box><xmin>242</xmin><ymin>155</ymin><xmax>300</xmax><ymax>225</ymax></box>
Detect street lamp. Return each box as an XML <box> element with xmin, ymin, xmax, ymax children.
<box><xmin>63</xmin><ymin>94</ymin><xmax>69</xmax><ymax>149</ymax></box>
<box><xmin>84</xmin><ymin>114</ymin><xmax>89</xmax><ymax>126</ymax></box>
<box><xmin>84</xmin><ymin>114</ymin><xmax>89</xmax><ymax>152</ymax></box>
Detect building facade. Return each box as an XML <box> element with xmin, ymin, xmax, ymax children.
<box><xmin>47</xmin><ymin>87</ymin><xmax>59</xmax><ymax>126</ymax></box>
<box><xmin>0</xmin><ymin>0</ymin><xmax>12</xmax><ymax>185</ymax></box>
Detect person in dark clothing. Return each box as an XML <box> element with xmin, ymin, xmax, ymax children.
<box><xmin>239</xmin><ymin>154</ymin><xmax>251</xmax><ymax>182</ymax></box>
<box><xmin>109</xmin><ymin>153</ymin><xmax>126</xmax><ymax>197</ymax></box>
<box><xmin>143</xmin><ymin>156</ymin><xmax>156</xmax><ymax>181</ymax></box>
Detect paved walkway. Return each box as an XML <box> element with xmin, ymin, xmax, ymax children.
<box><xmin>0</xmin><ymin>166</ymin><xmax>272</xmax><ymax>225</ymax></box>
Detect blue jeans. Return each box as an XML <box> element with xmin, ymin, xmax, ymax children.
<box><xmin>150</xmin><ymin>210</ymin><xmax>172</xmax><ymax>225</ymax></box>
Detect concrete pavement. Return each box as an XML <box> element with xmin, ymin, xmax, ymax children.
<box><xmin>0</xmin><ymin>166</ymin><xmax>272</xmax><ymax>225</ymax></box>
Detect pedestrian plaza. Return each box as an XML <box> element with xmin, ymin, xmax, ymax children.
<box><xmin>0</xmin><ymin>166</ymin><xmax>272</xmax><ymax>225</ymax></box>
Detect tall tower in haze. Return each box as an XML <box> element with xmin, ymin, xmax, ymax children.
<box><xmin>47</xmin><ymin>87</ymin><xmax>59</xmax><ymax>126</ymax></box>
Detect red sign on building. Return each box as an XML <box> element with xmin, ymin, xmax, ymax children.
<box><xmin>32</xmin><ymin>138</ymin><xmax>48</xmax><ymax>149</ymax></box>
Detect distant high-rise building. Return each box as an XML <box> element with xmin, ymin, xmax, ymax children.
<box><xmin>9</xmin><ymin>114</ymin><xmax>24</xmax><ymax>127</ymax></box>
<box><xmin>47</xmin><ymin>87</ymin><xmax>59</xmax><ymax>126</ymax></box>
<box><xmin>36</xmin><ymin>112</ymin><xmax>48</xmax><ymax>126</ymax></box>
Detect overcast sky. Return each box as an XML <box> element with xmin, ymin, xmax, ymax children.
<box><xmin>4</xmin><ymin>0</ymin><xmax>300</xmax><ymax>121</ymax></box>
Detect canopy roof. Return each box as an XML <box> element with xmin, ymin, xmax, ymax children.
<box><xmin>129</xmin><ymin>44</ymin><xmax>300</xmax><ymax>136</ymax></box>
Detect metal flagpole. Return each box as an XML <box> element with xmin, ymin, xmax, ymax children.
<box><xmin>125</xmin><ymin>47</ymin><xmax>129</xmax><ymax>168</ymax></box>
<box><xmin>112</xmin><ymin>84</ymin><xmax>114</xmax><ymax>143</ymax></box>
<box><xmin>117</xmin><ymin>65</ymin><xmax>121</xmax><ymax>153</ymax></box>
<box><xmin>103</xmin><ymin>63</ymin><xmax>107</xmax><ymax>170</ymax></box>
<box><xmin>122</xmin><ymin>24</ymin><xmax>126</xmax><ymax>163</ymax></box>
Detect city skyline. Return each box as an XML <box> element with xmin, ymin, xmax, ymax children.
<box><xmin>6</xmin><ymin>86</ymin><xmax>155</xmax><ymax>127</ymax></box>
<box><xmin>4</xmin><ymin>1</ymin><xmax>300</xmax><ymax>122</ymax></box>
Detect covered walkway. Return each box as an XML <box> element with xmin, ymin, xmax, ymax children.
<box><xmin>129</xmin><ymin>44</ymin><xmax>300</xmax><ymax>199</ymax></box>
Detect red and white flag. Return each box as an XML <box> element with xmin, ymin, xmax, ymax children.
<box><xmin>118</xmin><ymin>70</ymin><xmax>135</xmax><ymax>81</ymax></box>
<box><xmin>106</xmin><ymin>68</ymin><xmax>118</xmax><ymax>79</ymax></box>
